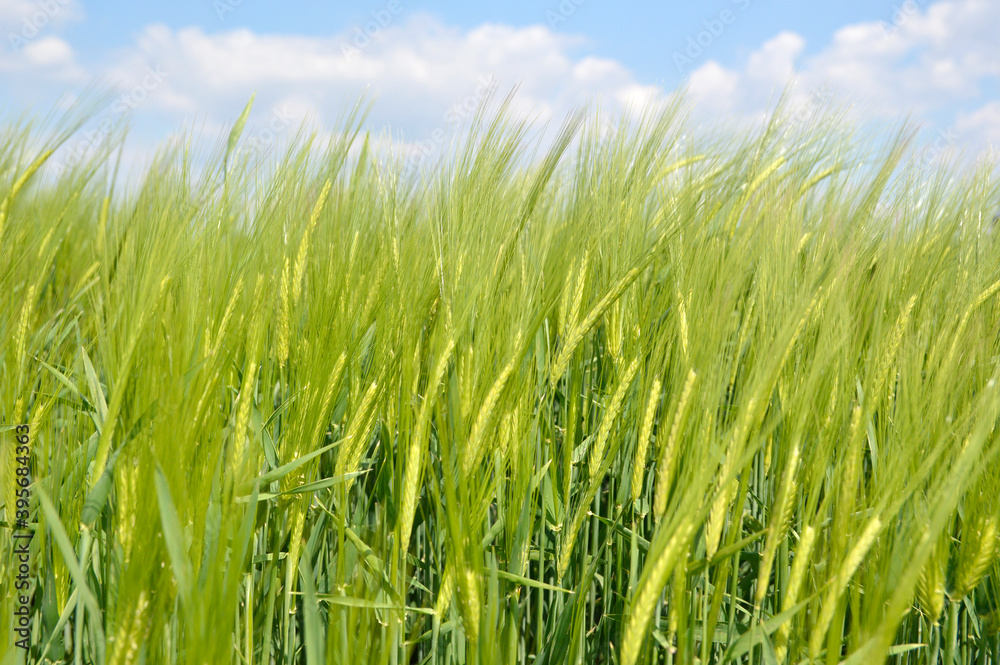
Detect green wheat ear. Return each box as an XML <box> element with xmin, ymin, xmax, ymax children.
<box><xmin>224</xmin><ymin>92</ymin><xmax>256</xmax><ymax>185</ymax></box>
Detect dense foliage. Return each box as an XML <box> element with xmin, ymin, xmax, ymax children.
<box><xmin>2</xmin><ymin>95</ymin><xmax>1000</xmax><ymax>664</ymax></box>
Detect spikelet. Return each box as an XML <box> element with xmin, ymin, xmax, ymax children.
<box><xmin>705</xmin><ymin>477</ymin><xmax>738</xmax><ymax>560</ymax></box>
<box><xmin>459</xmin><ymin>345</ymin><xmax>475</xmax><ymax>421</ymax></box>
<box><xmin>15</xmin><ymin>284</ymin><xmax>36</xmax><ymax>388</ymax></box>
<box><xmin>823</xmin><ymin>370</ymin><xmax>839</xmax><ymax>431</ymax></box>
<box><xmin>557</xmin><ymin>253</ymin><xmax>575</xmax><ymax>331</ymax></box>
<box><xmin>675</xmin><ymin>286</ymin><xmax>689</xmax><ymax>362</ymax></box>
<box><xmin>606</xmin><ymin>302</ymin><xmax>624</xmax><ymax>365</ymax></box>
<box><xmin>206</xmin><ymin>275</ymin><xmax>244</xmax><ymax>360</ymax></box>
<box><xmin>872</xmin><ymin>294</ymin><xmax>917</xmax><ymax>402</ymax></box>
<box><xmin>809</xmin><ymin>516</ymin><xmax>882</xmax><ymax>657</ymax></box>
<box><xmin>409</xmin><ymin>337</ymin><xmax>423</xmax><ymax>398</ymax></box>
<box><xmin>231</xmin><ymin>358</ymin><xmax>258</xmax><ymax>473</ymax></box>
<box><xmin>837</xmin><ymin>516</ymin><xmax>882</xmax><ymax>589</ymax></box>
<box><xmin>50</xmin><ymin>475</ymin><xmax>85</xmax><ymax>611</ymax></box>
<box><xmin>668</xmin><ymin>563</ymin><xmax>684</xmax><ymax>640</ymax></box>
<box><xmin>551</xmin><ymin>260</ymin><xmax>641</xmax><ymax>380</ymax></box>
<box><xmin>458</xmin><ymin>566</ymin><xmax>482</xmax><ymax>645</ymax></box>
<box><xmin>774</xmin><ymin>524</ymin><xmax>816</xmax><ymax>663</ymax></box>
<box><xmin>940</xmin><ymin>277</ymin><xmax>1000</xmax><ymax>373</ymax></box>
<box><xmin>498</xmin><ymin>401</ymin><xmax>522</xmax><ymax>462</ymax></box>
<box><xmin>620</xmin><ymin>518</ymin><xmax>697</xmax><ymax>665</ymax></box>
<box><xmin>631</xmin><ymin>375</ymin><xmax>662</xmax><ymax>504</ymax></box>
<box><xmin>0</xmin><ymin>148</ymin><xmax>53</xmax><ymax>239</ymax></box>
<box><xmin>115</xmin><ymin>456</ymin><xmax>140</xmax><ymax>566</ymax></box>
<box><xmin>972</xmin><ymin>276</ymin><xmax>1000</xmax><ymax>309</ymax></box>
<box><xmin>284</xmin><ymin>504</ymin><xmax>307</xmax><ymax>612</ymax></box>
<box><xmin>69</xmin><ymin>260</ymin><xmax>101</xmax><ymax>302</ymax></box>
<box><xmin>754</xmin><ymin>439</ymin><xmax>801</xmax><ymax>610</ymax></box>
<box><xmin>588</xmin><ymin>356</ymin><xmax>640</xmax><ymax>480</ymax></box>
<box><xmin>705</xmin><ymin>395</ymin><xmax>756</xmax><ymax>558</ymax></box>
<box><xmin>778</xmin><ymin>291</ymin><xmax>821</xmax><ymax>372</ymax></box>
<box><xmin>556</xmin><ymin>355</ymin><xmax>641</xmax><ymax>579</ymax></box>
<box><xmin>655</xmin><ymin>369</ymin><xmax>697</xmax><ymax>518</ymax></box>
<box><xmin>747</xmin><ymin>154</ymin><xmax>786</xmax><ymax>198</ymax></box>
<box><xmin>557</xmin><ymin>494</ymin><xmax>593</xmax><ymax>579</ymax></box>
<box><xmin>277</xmin><ymin>256</ymin><xmax>292</xmax><ymax>365</ymax></box>
<box><xmin>434</xmin><ymin>563</ymin><xmax>455</xmax><ymax>618</ymax></box>
<box><xmin>228</xmin><ymin>274</ymin><xmax>266</xmax><ymax>474</ymax></box>
<box><xmin>568</xmin><ymin>249</ymin><xmax>590</xmax><ymax>328</ymax></box>
<box><xmin>4</xmin><ymin>290</ymin><xmax>35</xmax><ymax>533</ymax></box>
<box><xmin>292</xmin><ymin>179</ymin><xmax>332</xmax><ymax>307</ymax></box>
<box><xmin>465</xmin><ymin>331</ymin><xmax>522</xmax><ymax>475</ymax></box>
<box><xmin>108</xmin><ymin>591</ymin><xmax>149</xmax><ymax>665</ymax></box>
<box><xmin>837</xmin><ymin>405</ymin><xmax>864</xmax><ymax>526</ymax></box>
<box><xmin>954</xmin><ymin>516</ymin><xmax>997</xmax><ymax>599</ymax></box>
<box><xmin>36</xmin><ymin>226</ymin><xmax>55</xmax><ymax>262</ymax></box>
<box><xmin>96</xmin><ymin>195</ymin><xmax>110</xmax><ymax>259</ymax></box>
<box><xmin>726</xmin><ymin>293</ymin><xmax>755</xmax><ymax>405</ymax></box>
<box><xmin>307</xmin><ymin>351</ymin><xmax>347</xmax><ymax>449</ymax></box>
<box><xmin>336</xmin><ymin>379</ymin><xmax>381</xmax><ymax>490</ymax></box>
<box><xmin>915</xmin><ymin>533</ymin><xmax>947</xmax><ymax>624</ymax></box>
<box><xmin>796</xmin><ymin>231</ymin><xmax>812</xmax><ymax>253</ymax></box>
<box><xmin>391</xmin><ymin>233</ymin><xmax>402</xmax><ymax>282</ymax></box>
<box><xmin>399</xmin><ymin>338</ymin><xmax>455</xmax><ymax>557</ymax></box>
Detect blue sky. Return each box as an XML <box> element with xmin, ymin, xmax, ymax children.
<box><xmin>2</xmin><ymin>0</ymin><xmax>998</xmax><ymax>173</ymax></box>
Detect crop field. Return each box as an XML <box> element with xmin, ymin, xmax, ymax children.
<box><xmin>2</xmin><ymin>95</ymin><xmax>1000</xmax><ymax>664</ymax></box>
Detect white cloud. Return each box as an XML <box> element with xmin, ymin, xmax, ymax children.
<box><xmin>0</xmin><ymin>0</ymin><xmax>79</xmax><ymax>28</ymax></box>
<box><xmin>97</xmin><ymin>13</ymin><xmax>665</xmax><ymax>152</ymax></box>
<box><xmin>9</xmin><ymin>0</ymin><xmax>999</xmax><ymax>177</ymax></box>
<box><xmin>687</xmin><ymin>61</ymin><xmax>740</xmax><ymax>110</ymax></box>
<box><xmin>682</xmin><ymin>0</ymin><xmax>1000</xmax><ymax>163</ymax></box>
<box><xmin>1</xmin><ymin>0</ymin><xmax>83</xmax><ymax>78</ymax></box>
<box><xmin>746</xmin><ymin>31</ymin><xmax>804</xmax><ymax>85</ymax></box>
<box><xmin>23</xmin><ymin>34</ymin><xmax>70</xmax><ymax>66</ymax></box>
<box><xmin>955</xmin><ymin>101</ymin><xmax>1000</xmax><ymax>147</ymax></box>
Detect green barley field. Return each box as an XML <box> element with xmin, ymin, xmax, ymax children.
<box><xmin>2</xmin><ymin>93</ymin><xmax>1000</xmax><ymax>664</ymax></box>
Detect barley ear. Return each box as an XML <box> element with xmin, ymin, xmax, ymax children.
<box><xmin>774</xmin><ymin>524</ymin><xmax>817</xmax><ymax>663</ymax></box>
<box><xmin>654</xmin><ymin>368</ymin><xmax>697</xmax><ymax>517</ymax></box>
<box><xmin>0</xmin><ymin>148</ymin><xmax>54</xmax><ymax>240</ymax></box>
<box><xmin>631</xmin><ymin>375</ymin><xmax>662</xmax><ymax>504</ymax></box>
<box><xmin>954</xmin><ymin>516</ymin><xmax>997</xmax><ymax>599</ymax></box>
<box><xmin>588</xmin><ymin>356</ymin><xmax>640</xmax><ymax>480</ymax></box>
<box><xmin>620</xmin><ymin>519</ymin><xmax>697</xmax><ymax>665</ymax></box>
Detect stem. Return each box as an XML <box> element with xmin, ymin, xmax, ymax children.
<box><xmin>943</xmin><ymin>600</ymin><xmax>959</xmax><ymax>665</ymax></box>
